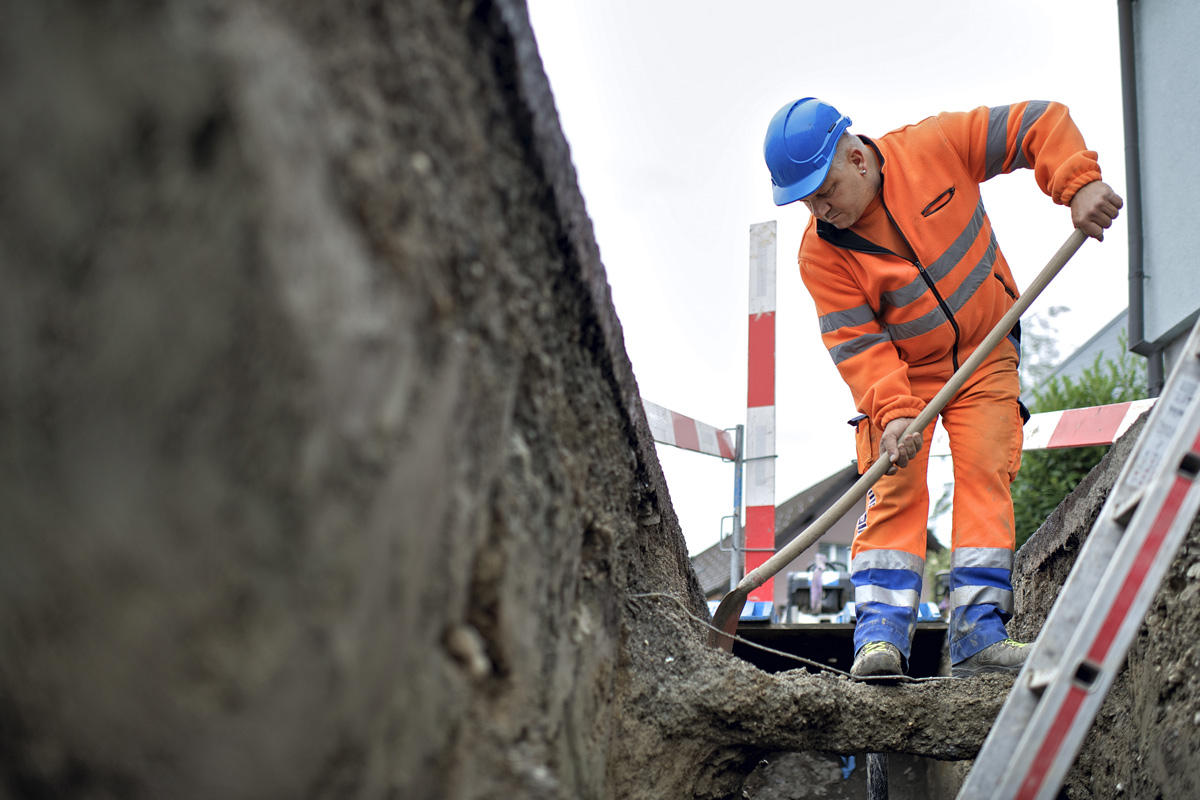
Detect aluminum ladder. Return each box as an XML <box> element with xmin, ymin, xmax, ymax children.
<box><xmin>958</xmin><ymin>314</ymin><xmax>1200</xmax><ymax>800</ymax></box>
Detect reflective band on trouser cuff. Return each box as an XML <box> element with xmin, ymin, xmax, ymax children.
<box><xmin>951</xmin><ymin>546</ymin><xmax>1013</xmax><ymax>571</ymax></box>
<box><xmin>851</xmin><ymin>548</ymin><xmax>925</xmax><ymax>574</ymax></box>
<box><xmin>948</xmin><ymin>557</ymin><xmax>1014</xmax><ymax>663</ymax></box>
<box><xmin>853</xmin><ymin>552</ymin><xmax>923</xmax><ymax>660</ymax></box>
<box><xmin>856</xmin><ymin>585</ymin><xmax>921</xmax><ymax>608</ymax></box>
<box><xmin>950</xmin><ymin>585</ymin><xmax>1013</xmax><ymax>614</ymax></box>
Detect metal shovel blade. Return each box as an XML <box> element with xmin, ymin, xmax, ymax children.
<box><xmin>707</xmin><ymin>585</ymin><xmax>750</xmax><ymax>650</ymax></box>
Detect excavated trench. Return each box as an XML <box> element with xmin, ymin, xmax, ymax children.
<box><xmin>740</xmin><ymin>415</ymin><xmax>1200</xmax><ymax>799</ymax></box>
<box><xmin>1</xmin><ymin>2</ymin><xmax>1198</xmax><ymax>799</ymax></box>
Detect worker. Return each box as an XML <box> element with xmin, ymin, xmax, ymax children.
<box><xmin>763</xmin><ymin>99</ymin><xmax>1122</xmax><ymax>678</ymax></box>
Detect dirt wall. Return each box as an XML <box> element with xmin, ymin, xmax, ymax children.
<box><xmin>0</xmin><ymin>1</ymin><xmax>681</xmax><ymax>797</ymax></box>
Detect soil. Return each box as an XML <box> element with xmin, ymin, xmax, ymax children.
<box><xmin>0</xmin><ymin>2</ymin><xmax>1197</xmax><ymax>799</ymax></box>
<box><xmin>744</xmin><ymin>751</ymin><xmax>946</xmax><ymax>800</ymax></box>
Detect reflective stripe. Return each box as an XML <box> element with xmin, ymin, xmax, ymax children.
<box><xmin>951</xmin><ymin>547</ymin><xmax>1013</xmax><ymax>570</ymax></box>
<box><xmin>880</xmin><ymin>275</ymin><xmax>930</xmax><ymax>311</ymax></box>
<box><xmin>887</xmin><ymin>233</ymin><xmax>998</xmax><ymax>344</ymax></box>
<box><xmin>857</xmin><ymin>585</ymin><xmax>921</xmax><ymax>608</ymax></box>
<box><xmin>951</xmin><ymin>585</ymin><xmax>1013</xmax><ymax>613</ymax></box>
<box><xmin>888</xmin><ymin>304</ymin><xmax>949</xmax><ymax>342</ymax></box>
<box><xmin>819</xmin><ymin>303</ymin><xmax>877</xmax><ymax>335</ymax></box>
<box><xmin>1009</xmin><ymin>101</ymin><xmax>1049</xmax><ymax>172</ymax></box>
<box><xmin>852</xmin><ymin>549</ymin><xmax>925</xmax><ymax>574</ymax></box>
<box><xmin>942</xmin><ymin>234</ymin><xmax>999</xmax><ymax>314</ymax></box>
<box><xmin>828</xmin><ymin>331</ymin><xmax>891</xmax><ymax>365</ymax></box>
<box><xmin>878</xmin><ymin>199</ymin><xmax>987</xmax><ymax>313</ymax></box>
<box><xmin>924</xmin><ymin>200</ymin><xmax>987</xmax><ymax>283</ymax></box>
<box><xmin>985</xmin><ymin>105</ymin><xmax>1010</xmax><ymax>180</ymax></box>
<box><xmin>824</xmin><ymin>198</ymin><xmax>995</xmax><ymax>365</ymax></box>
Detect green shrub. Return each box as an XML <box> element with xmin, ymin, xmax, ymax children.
<box><xmin>1011</xmin><ymin>336</ymin><xmax>1147</xmax><ymax>548</ymax></box>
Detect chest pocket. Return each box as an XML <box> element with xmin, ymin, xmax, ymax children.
<box><xmin>921</xmin><ymin>186</ymin><xmax>956</xmax><ymax>217</ymax></box>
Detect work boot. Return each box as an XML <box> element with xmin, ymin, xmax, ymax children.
<box><xmin>850</xmin><ymin>641</ymin><xmax>902</xmax><ymax>678</ymax></box>
<box><xmin>952</xmin><ymin>638</ymin><xmax>1031</xmax><ymax>678</ymax></box>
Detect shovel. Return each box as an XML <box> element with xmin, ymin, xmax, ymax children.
<box><xmin>708</xmin><ymin>228</ymin><xmax>1088</xmax><ymax>651</ymax></box>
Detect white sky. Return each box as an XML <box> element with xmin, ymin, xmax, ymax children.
<box><xmin>526</xmin><ymin>0</ymin><xmax>1130</xmax><ymax>556</ymax></box>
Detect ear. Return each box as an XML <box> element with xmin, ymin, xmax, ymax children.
<box><xmin>847</xmin><ymin>145</ymin><xmax>868</xmax><ymax>175</ymax></box>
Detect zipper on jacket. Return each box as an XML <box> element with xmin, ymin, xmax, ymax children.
<box><xmin>879</xmin><ymin>196</ymin><xmax>962</xmax><ymax>373</ymax></box>
<box><xmin>994</xmin><ymin>272</ymin><xmax>1017</xmax><ymax>300</ymax></box>
<box><xmin>993</xmin><ymin>273</ymin><xmax>1023</xmax><ymax>354</ymax></box>
<box><xmin>814</xmin><ymin>137</ymin><xmax>963</xmax><ymax>372</ymax></box>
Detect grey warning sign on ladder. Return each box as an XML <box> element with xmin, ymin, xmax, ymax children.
<box><xmin>958</xmin><ymin>314</ymin><xmax>1200</xmax><ymax>799</ymax></box>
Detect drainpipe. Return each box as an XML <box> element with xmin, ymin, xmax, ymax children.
<box><xmin>1118</xmin><ymin>0</ymin><xmax>1165</xmax><ymax>395</ymax></box>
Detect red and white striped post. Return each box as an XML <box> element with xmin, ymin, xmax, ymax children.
<box><xmin>745</xmin><ymin>221</ymin><xmax>777</xmax><ymax>602</ymax></box>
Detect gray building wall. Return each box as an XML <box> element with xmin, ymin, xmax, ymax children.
<box><xmin>1135</xmin><ymin>0</ymin><xmax>1200</xmax><ymax>348</ymax></box>
<box><xmin>1022</xmin><ymin>310</ymin><xmax>1130</xmax><ymax>407</ymax></box>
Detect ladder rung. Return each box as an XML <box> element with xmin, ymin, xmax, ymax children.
<box><xmin>1111</xmin><ymin>487</ymin><xmax>1144</xmax><ymax>526</ymax></box>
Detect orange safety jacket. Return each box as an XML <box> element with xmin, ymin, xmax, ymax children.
<box><xmin>798</xmin><ymin>101</ymin><xmax>1102</xmax><ymax>431</ymax></box>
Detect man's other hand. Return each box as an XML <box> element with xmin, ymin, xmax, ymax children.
<box><xmin>1071</xmin><ymin>181</ymin><xmax>1123</xmax><ymax>241</ymax></box>
<box><xmin>879</xmin><ymin>417</ymin><xmax>922</xmax><ymax>476</ymax></box>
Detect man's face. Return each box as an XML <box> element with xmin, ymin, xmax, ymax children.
<box><xmin>801</xmin><ymin>159</ymin><xmax>873</xmax><ymax>229</ymax></box>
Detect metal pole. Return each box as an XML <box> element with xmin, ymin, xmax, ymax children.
<box><xmin>866</xmin><ymin>752</ymin><xmax>888</xmax><ymax>800</ymax></box>
<box><xmin>730</xmin><ymin>424</ymin><xmax>744</xmax><ymax>591</ymax></box>
<box><xmin>1118</xmin><ymin>0</ymin><xmax>1165</xmax><ymax>394</ymax></box>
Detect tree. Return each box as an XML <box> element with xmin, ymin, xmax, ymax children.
<box><xmin>1019</xmin><ymin>305</ymin><xmax>1072</xmax><ymax>389</ymax></box>
<box><xmin>1011</xmin><ymin>335</ymin><xmax>1148</xmax><ymax>548</ymax></box>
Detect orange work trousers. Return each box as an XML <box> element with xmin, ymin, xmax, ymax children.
<box><xmin>851</xmin><ymin>344</ymin><xmax>1023</xmax><ymax>664</ymax></box>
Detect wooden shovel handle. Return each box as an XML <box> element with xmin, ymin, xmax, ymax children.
<box><xmin>735</xmin><ymin>228</ymin><xmax>1088</xmax><ymax>595</ymax></box>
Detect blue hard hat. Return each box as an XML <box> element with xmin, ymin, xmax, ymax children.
<box><xmin>764</xmin><ymin>97</ymin><xmax>852</xmax><ymax>206</ymax></box>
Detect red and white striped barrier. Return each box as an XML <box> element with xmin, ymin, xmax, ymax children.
<box><xmin>1020</xmin><ymin>398</ymin><xmax>1156</xmax><ymax>450</ymax></box>
<box><xmin>745</xmin><ymin>222</ymin><xmax>777</xmax><ymax>602</ymax></box>
<box><xmin>928</xmin><ymin>398</ymin><xmax>1156</xmax><ymax>457</ymax></box>
<box><xmin>642</xmin><ymin>399</ymin><xmax>736</xmax><ymax>459</ymax></box>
